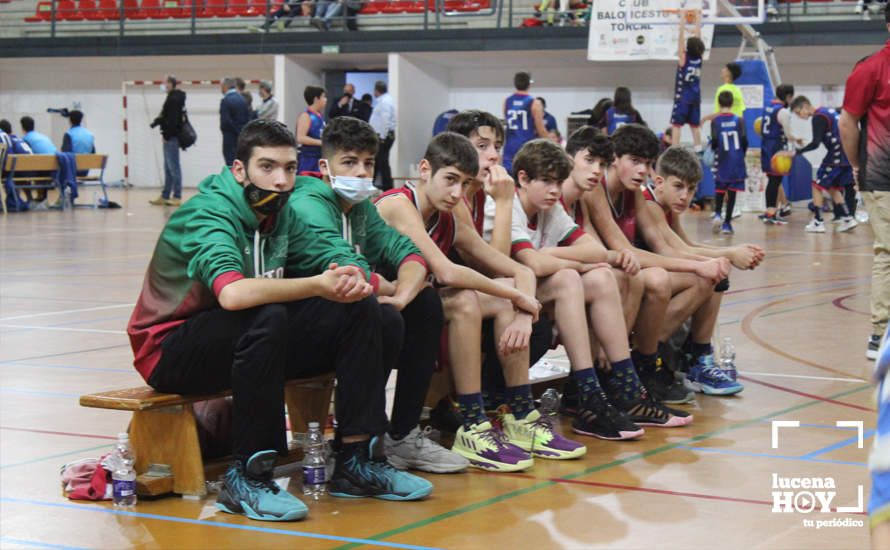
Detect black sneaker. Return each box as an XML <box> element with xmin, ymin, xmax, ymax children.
<box><xmin>778</xmin><ymin>203</ymin><xmax>792</xmax><ymax>218</ymax></box>
<box><xmin>571</xmin><ymin>390</ymin><xmax>644</xmax><ymax>441</ymax></box>
<box><xmin>868</xmin><ymin>334</ymin><xmax>881</xmax><ymax>360</ymax></box>
<box><xmin>329</xmin><ymin>437</ymin><xmax>432</xmax><ymax>501</ymax></box>
<box><xmin>606</xmin><ymin>386</ymin><xmax>694</xmax><ymax>428</ymax></box>
<box><xmin>635</xmin><ymin>353</ymin><xmax>695</xmax><ymax>405</ymax></box>
<box><xmin>428</xmin><ymin>397</ymin><xmax>463</xmax><ymax>434</ymax></box>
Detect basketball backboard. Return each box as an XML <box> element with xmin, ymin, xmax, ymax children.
<box><xmin>624</xmin><ymin>0</ymin><xmax>765</xmax><ymax>26</ymax></box>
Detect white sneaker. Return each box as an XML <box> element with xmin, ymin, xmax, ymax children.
<box><xmin>31</xmin><ymin>199</ymin><xmax>49</xmax><ymax>211</ymax></box>
<box><xmin>805</xmin><ymin>219</ymin><xmax>826</xmax><ymax>233</ymax></box>
<box><xmin>837</xmin><ymin>218</ymin><xmax>859</xmax><ymax>232</ymax></box>
<box><xmin>767</xmin><ymin>4</ymin><xmax>778</xmax><ymax>16</ymax></box>
<box><xmin>732</xmin><ymin>210</ymin><xmax>742</xmax><ymax>219</ymax></box>
<box><xmin>384</xmin><ymin>426</ymin><xmax>469</xmax><ymax>473</ymax></box>
<box><xmin>855</xmin><ymin>0</ymin><xmax>864</xmax><ymax>14</ymax></box>
<box><xmin>711</xmin><ymin>214</ymin><xmax>723</xmax><ymax>234</ymax></box>
<box><xmin>856</xmin><ymin>210</ymin><xmax>870</xmax><ymax>223</ymax></box>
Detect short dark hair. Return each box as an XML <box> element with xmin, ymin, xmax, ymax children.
<box><xmin>656</xmin><ymin>146</ymin><xmax>702</xmax><ymax>186</ymax></box>
<box><xmin>611</xmin><ymin>123</ymin><xmax>660</xmax><ymax>161</ymax></box>
<box><xmin>259</xmin><ymin>80</ymin><xmax>273</xmax><ymax>94</ymax></box>
<box><xmin>423</xmin><ymin>132</ymin><xmax>479</xmax><ymax>179</ymax></box>
<box><xmin>775</xmin><ymin>83</ymin><xmax>795</xmax><ymax>105</ymax></box>
<box><xmin>726</xmin><ymin>62</ymin><xmax>742</xmax><ymax>81</ymax></box>
<box><xmin>20</xmin><ymin>116</ymin><xmax>35</xmax><ymax>133</ymax></box>
<box><xmin>537</xmin><ymin>96</ymin><xmax>547</xmax><ymax>109</ymax></box>
<box><xmin>512</xmin><ymin>139</ymin><xmax>572</xmax><ymax>182</ymax></box>
<box><xmin>303</xmin><ymin>86</ymin><xmax>325</xmax><ymax>105</ymax></box>
<box><xmin>565</xmin><ymin>126</ymin><xmax>614</xmax><ymax>163</ymax></box>
<box><xmin>235</xmin><ymin>77</ymin><xmax>246</xmax><ymax>91</ymax></box>
<box><xmin>361</xmin><ymin>93</ymin><xmax>372</xmax><ymax>103</ymax></box>
<box><xmin>686</xmin><ymin>36</ymin><xmax>705</xmax><ymax>59</ymax></box>
<box><xmin>790</xmin><ymin>95</ymin><xmax>811</xmax><ymax>112</ymax></box>
<box><xmin>0</xmin><ymin>119</ymin><xmax>11</xmax><ymax>134</ymax></box>
<box><xmin>718</xmin><ymin>90</ymin><xmax>734</xmax><ymax>108</ymax></box>
<box><xmin>374</xmin><ymin>80</ymin><xmax>387</xmax><ymax>94</ymax></box>
<box><xmin>69</xmin><ymin>110</ymin><xmax>83</xmax><ymax>125</ymax></box>
<box><xmin>446</xmin><ymin>110</ymin><xmax>504</xmax><ymax>143</ymax></box>
<box><xmin>514</xmin><ymin>71</ymin><xmax>531</xmax><ymax>91</ymax></box>
<box><xmin>321</xmin><ymin>116</ymin><xmax>379</xmax><ymax>159</ymax></box>
<box><xmin>613</xmin><ymin>86</ymin><xmax>632</xmax><ymax>113</ymax></box>
<box><xmin>235</xmin><ymin>119</ymin><xmax>296</xmax><ymax>165</ymax></box>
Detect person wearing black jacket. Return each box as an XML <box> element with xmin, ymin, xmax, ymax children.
<box><xmin>220</xmin><ymin>77</ymin><xmax>252</xmax><ymax>167</ymax></box>
<box><xmin>328</xmin><ymin>83</ymin><xmax>371</xmax><ymax>122</ymax></box>
<box><xmin>150</xmin><ymin>75</ymin><xmax>186</xmax><ymax>206</ymax></box>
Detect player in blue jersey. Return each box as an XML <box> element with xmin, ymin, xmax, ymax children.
<box><xmin>538</xmin><ymin>96</ymin><xmax>558</xmax><ymax>134</ymax></box>
<box><xmin>603</xmin><ymin>87</ymin><xmax>646</xmax><ymax>136</ymax></box>
<box><xmin>792</xmin><ymin>96</ymin><xmax>859</xmax><ymax>233</ymax></box>
<box><xmin>296</xmin><ymin>85</ymin><xmax>327</xmax><ymax>177</ymax></box>
<box><xmin>760</xmin><ymin>84</ymin><xmax>795</xmax><ymax>225</ymax></box>
<box><xmin>670</xmin><ymin>10</ymin><xmax>705</xmax><ymax>154</ymax></box>
<box><xmin>502</xmin><ymin>71</ymin><xmax>548</xmax><ymax>173</ymax></box>
<box><xmin>710</xmin><ymin>91</ymin><xmax>748</xmax><ymax>235</ymax></box>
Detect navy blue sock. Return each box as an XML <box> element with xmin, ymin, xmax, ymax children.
<box><xmin>505</xmin><ymin>384</ymin><xmax>534</xmax><ymax>419</ymax></box>
<box><xmin>456</xmin><ymin>393</ymin><xmax>487</xmax><ymax>428</ymax></box>
<box><xmin>603</xmin><ymin>358</ymin><xmax>644</xmax><ymax>401</ymax></box>
<box><xmin>572</xmin><ymin>367</ymin><xmax>603</xmax><ymax>405</ymax></box>
<box><xmin>691</xmin><ymin>341</ymin><xmax>713</xmax><ymax>359</ymax></box>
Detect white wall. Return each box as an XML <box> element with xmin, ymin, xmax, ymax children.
<box><xmin>275</xmin><ymin>54</ymin><xmax>323</xmax><ymax>133</ymax></box>
<box><xmin>0</xmin><ymin>55</ymin><xmax>275</xmax><ymax>187</ymax></box>
<box><xmin>390</xmin><ymin>53</ymin><xmax>450</xmax><ymax>180</ymax></box>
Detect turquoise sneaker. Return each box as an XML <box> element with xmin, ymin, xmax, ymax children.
<box><xmin>216</xmin><ymin>450</ymin><xmax>308</xmax><ymax>521</ymax></box>
<box><xmin>329</xmin><ymin>436</ymin><xmax>432</xmax><ymax>501</ymax></box>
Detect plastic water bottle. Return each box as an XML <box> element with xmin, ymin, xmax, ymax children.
<box><xmin>111</xmin><ymin>432</ymin><xmax>137</xmax><ymax>507</ymax></box>
<box><xmin>719</xmin><ymin>337</ymin><xmax>737</xmax><ymax>381</ymax></box>
<box><xmin>539</xmin><ymin>388</ymin><xmax>561</xmax><ymax>417</ymax></box>
<box><xmin>302</xmin><ymin>422</ymin><xmax>326</xmax><ymax>499</ymax></box>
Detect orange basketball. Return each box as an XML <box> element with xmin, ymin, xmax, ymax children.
<box><xmin>753</xmin><ymin>117</ymin><xmax>763</xmax><ymax>136</ymax></box>
<box><xmin>770</xmin><ymin>151</ymin><xmax>793</xmax><ymax>176</ymax></box>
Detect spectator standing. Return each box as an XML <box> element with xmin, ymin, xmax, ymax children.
<box><xmin>369</xmin><ymin>80</ymin><xmax>396</xmax><ymax>190</ymax></box>
<box><xmin>256</xmin><ymin>81</ymin><xmax>279</xmax><ymax>121</ymax></box>
<box><xmin>150</xmin><ymin>75</ymin><xmax>186</xmax><ymax>206</ymax></box>
<box><xmin>220</xmin><ymin>77</ymin><xmax>251</xmax><ymax>167</ymax></box>
<box><xmin>838</xmin><ymin>17</ymin><xmax>890</xmax><ymax>546</ymax></box>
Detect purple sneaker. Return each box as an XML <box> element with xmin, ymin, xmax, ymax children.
<box><xmin>451</xmin><ymin>421</ymin><xmax>533</xmax><ymax>472</ymax></box>
<box><xmin>502</xmin><ymin>410</ymin><xmax>587</xmax><ymax>459</ymax></box>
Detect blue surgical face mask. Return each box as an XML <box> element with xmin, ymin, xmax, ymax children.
<box><xmin>321</xmin><ymin>159</ymin><xmax>377</xmax><ymax>205</ymax></box>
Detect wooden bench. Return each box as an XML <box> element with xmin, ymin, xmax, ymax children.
<box><xmin>3</xmin><ymin>154</ymin><xmax>60</xmax><ymax>213</ymax></box>
<box><xmin>79</xmin><ymin>373</ymin><xmax>335</xmax><ymax>497</ymax></box>
<box><xmin>74</xmin><ymin>153</ymin><xmax>110</xmax><ymax>205</ymax></box>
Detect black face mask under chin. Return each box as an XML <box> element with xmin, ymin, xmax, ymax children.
<box><xmin>243</xmin><ymin>181</ymin><xmax>292</xmax><ymax>216</ymax></box>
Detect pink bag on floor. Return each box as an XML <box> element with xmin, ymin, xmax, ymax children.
<box><xmin>61</xmin><ymin>456</ymin><xmax>112</xmax><ymax>501</ymax></box>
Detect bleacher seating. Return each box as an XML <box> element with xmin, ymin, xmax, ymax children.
<box><xmin>24</xmin><ymin>0</ymin><xmax>486</xmax><ymax>22</ymax></box>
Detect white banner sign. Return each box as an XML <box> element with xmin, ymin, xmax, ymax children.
<box><xmin>587</xmin><ymin>0</ymin><xmax>715</xmax><ymax>62</ymax></box>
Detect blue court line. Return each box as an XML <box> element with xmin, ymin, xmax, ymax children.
<box><xmin>0</xmin><ymin>344</ymin><xmax>131</xmax><ymax>364</ymax></box>
<box><xmin>0</xmin><ymin>536</ymin><xmax>86</xmax><ymax>550</ymax></box>
<box><xmin>0</xmin><ymin>362</ymin><xmax>132</xmax><ymax>373</ymax></box>
<box><xmin>0</xmin><ymin>497</ymin><xmax>442</xmax><ymax>550</ymax></box>
<box><xmin>0</xmin><ymin>313</ymin><xmax>130</xmax><ymax>336</ymax></box>
<box><xmin>0</xmin><ymin>388</ymin><xmax>81</xmax><ymax>398</ymax></box>
<box><xmin>800</xmin><ymin>430</ymin><xmax>876</xmax><ymax>460</ymax></box>
<box><xmin>676</xmin><ymin>445</ymin><xmax>867</xmax><ymax>468</ymax></box>
<box><xmin>0</xmin><ymin>443</ymin><xmax>114</xmax><ymax>470</ymax></box>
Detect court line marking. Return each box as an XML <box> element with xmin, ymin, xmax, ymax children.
<box><xmin>0</xmin><ymin>362</ymin><xmax>132</xmax><ymax>373</ymax></box>
<box><xmin>0</xmin><ymin>443</ymin><xmax>114</xmax><ymax>470</ymax></box>
<box><xmin>0</xmin><ymin>343</ymin><xmax>131</xmax><ymax>364</ymax></box>
<box><xmin>0</xmin><ymin>314</ymin><xmax>131</xmax><ymax>336</ymax></box>
<box><xmin>743</xmin><ymin>372</ymin><xmax>864</xmax><ymax>383</ymax></box>
<box><xmin>0</xmin><ymin>427</ymin><xmax>118</xmax><ymax>440</ymax></box>
<box><xmin>723</xmin><ymin>280</ymin><xmax>867</xmax><ymax>309</ymax></box>
<box><xmin>739</xmin><ymin>375</ymin><xmax>875</xmax><ymax>413</ymax></box>
<box><xmin>723</xmin><ymin>276</ymin><xmax>860</xmax><ymax>297</ymax></box>
<box><xmin>0</xmin><ymin>497</ymin><xmax>442</xmax><ymax>550</ymax></box>
<box><xmin>801</xmin><ymin>430</ymin><xmax>876</xmax><ymax>460</ymax></box>
<box><xmin>833</xmin><ymin>293</ymin><xmax>869</xmax><ymax>316</ymax></box>
<box><xmin>676</xmin><ymin>445</ymin><xmax>867</xmax><ymax>468</ymax></box>
<box><xmin>338</xmin><ymin>384</ymin><xmax>873</xmax><ymax>549</ymax></box>
<box><xmin>1</xmin><ymin>295</ymin><xmax>126</xmax><ymax>305</ymax></box>
<box><xmin>0</xmin><ymin>304</ymin><xmax>133</xmax><ymax>322</ymax></box>
<box><xmin>0</xmin><ymin>536</ymin><xmax>86</xmax><ymax>550</ymax></box>
<box><xmin>740</xmin><ymin>297</ymin><xmax>871</xmax><ymax>381</ymax></box>
<box><xmin>0</xmin><ymin>325</ymin><xmax>127</xmax><ymax>335</ymax></box>
<box><xmin>0</xmin><ymin>388</ymin><xmax>82</xmax><ymax>398</ymax></box>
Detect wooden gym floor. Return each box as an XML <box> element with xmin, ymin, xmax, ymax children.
<box><xmin>0</xmin><ymin>188</ymin><xmax>878</xmax><ymax>549</ymax></box>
